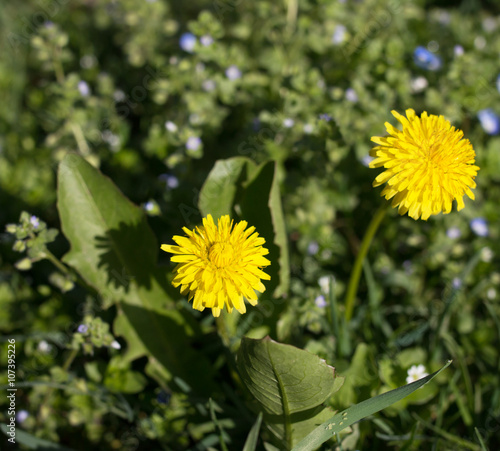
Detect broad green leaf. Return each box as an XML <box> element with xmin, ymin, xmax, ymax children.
<box><xmin>57</xmin><ymin>154</ymin><xmax>214</xmax><ymax>394</ymax></box>
<box><xmin>0</xmin><ymin>423</ymin><xmax>74</xmax><ymax>450</ymax></box>
<box><xmin>236</xmin><ymin>337</ymin><xmax>340</xmax><ymax>449</ymax></box>
<box><xmin>292</xmin><ymin>361</ymin><xmax>452</xmax><ymax>451</ymax></box>
<box><xmin>239</xmin><ymin>160</ymin><xmax>289</xmax><ymax>298</ymax></box>
<box><xmin>198</xmin><ymin>157</ymin><xmax>258</xmax><ymax>219</ymax></box>
<box><xmin>199</xmin><ymin>157</ymin><xmax>290</xmax><ymax>299</ymax></box>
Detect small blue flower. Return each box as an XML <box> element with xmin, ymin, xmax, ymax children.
<box><xmin>477</xmin><ymin>109</ymin><xmax>500</xmax><ymax>135</ymax></box>
<box><xmin>225</xmin><ymin>65</ymin><xmax>242</xmax><ymax>80</ymax></box>
<box><xmin>454</xmin><ymin>45</ymin><xmax>464</xmax><ymax>57</ymax></box>
<box><xmin>345</xmin><ymin>88</ymin><xmax>358</xmax><ymax>102</ymax></box>
<box><xmin>446</xmin><ymin>227</ymin><xmax>461</xmax><ymax>239</ymax></box>
<box><xmin>30</xmin><ymin>215</ymin><xmax>40</xmax><ymax>229</ymax></box>
<box><xmin>252</xmin><ymin>117</ymin><xmax>261</xmax><ymax>131</ymax></box>
<box><xmin>452</xmin><ymin>277</ymin><xmax>462</xmax><ymax>289</ymax></box>
<box><xmin>179</xmin><ymin>33</ymin><xmax>196</xmax><ymax>52</ymax></box>
<box><xmin>186</xmin><ymin>136</ymin><xmax>202</xmax><ymax>151</ymax></box>
<box><xmin>78</xmin><ymin>81</ymin><xmax>90</xmax><ymax>97</ymax></box>
<box><xmin>413</xmin><ymin>46</ymin><xmax>442</xmax><ymax>71</ymax></box>
<box><xmin>157</xmin><ymin>390</ymin><xmax>171</xmax><ymax>405</ymax></box>
<box><xmin>318</xmin><ymin>113</ymin><xmax>332</xmax><ymax>122</ymax></box>
<box><xmin>144</xmin><ymin>201</ymin><xmax>155</xmax><ymax>212</ymax></box>
<box><xmin>315</xmin><ymin>295</ymin><xmax>328</xmax><ymax>308</ymax></box>
<box><xmin>470</xmin><ymin>217</ymin><xmax>489</xmax><ymax>237</ymax></box>
<box><xmin>403</xmin><ymin>260</ymin><xmax>413</xmax><ymax>275</ymax></box>
<box><xmin>17</xmin><ymin>410</ymin><xmax>29</xmax><ymax>423</ymax></box>
<box><xmin>159</xmin><ymin>174</ymin><xmax>179</xmax><ymax>189</ymax></box>
<box><xmin>332</xmin><ymin>25</ymin><xmax>346</xmax><ymax>44</ymax></box>
<box><xmin>77</xmin><ymin>324</ymin><xmax>88</xmax><ymax>334</ymax></box>
<box><xmin>307</xmin><ymin>241</ymin><xmax>319</xmax><ymax>255</ymax></box>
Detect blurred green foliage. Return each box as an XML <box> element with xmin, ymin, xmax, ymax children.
<box><xmin>1</xmin><ymin>0</ymin><xmax>500</xmax><ymax>449</ymax></box>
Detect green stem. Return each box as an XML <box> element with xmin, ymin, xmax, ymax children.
<box><xmin>70</xmin><ymin>122</ymin><xmax>91</xmax><ymax>156</ymax></box>
<box><xmin>43</xmin><ymin>249</ymin><xmax>72</xmax><ymax>276</ymax></box>
<box><xmin>344</xmin><ymin>205</ymin><xmax>388</xmax><ymax>322</ymax></box>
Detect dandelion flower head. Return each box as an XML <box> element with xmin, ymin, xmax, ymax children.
<box><xmin>370</xmin><ymin>109</ymin><xmax>479</xmax><ymax>220</ymax></box>
<box><xmin>161</xmin><ymin>214</ymin><xmax>271</xmax><ymax>317</ymax></box>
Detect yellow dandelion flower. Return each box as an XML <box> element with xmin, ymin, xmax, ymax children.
<box><xmin>161</xmin><ymin>214</ymin><xmax>271</xmax><ymax>317</ymax></box>
<box><xmin>369</xmin><ymin>109</ymin><xmax>480</xmax><ymax>220</ymax></box>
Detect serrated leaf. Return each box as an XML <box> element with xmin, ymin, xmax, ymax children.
<box><xmin>57</xmin><ymin>154</ymin><xmax>214</xmax><ymax>394</ymax></box>
<box><xmin>236</xmin><ymin>337</ymin><xmax>338</xmax><ymax>448</ymax></box>
<box><xmin>292</xmin><ymin>361</ymin><xmax>452</xmax><ymax>451</ymax></box>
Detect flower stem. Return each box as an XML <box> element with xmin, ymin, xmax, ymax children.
<box><xmin>344</xmin><ymin>205</ymin><xmax>388</xmax><ymax>322</ymax></box>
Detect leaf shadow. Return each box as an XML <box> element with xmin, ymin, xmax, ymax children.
<box><xmin>94</xmin><ymin>218</ymin><xmax>161</xmax><ymax>292</ymax></box>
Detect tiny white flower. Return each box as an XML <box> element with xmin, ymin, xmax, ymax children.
<box><xmin>113</xmin><ymin>89</ymin><xmax>126</xmax><ymax>102</ymax></box>
<box><xmin>474</xmin><ymin>36</ymin><xmax>486</xmax><ymax>50</ymax></box>
<box><xmin>189</xmin><ymin>113</ymin><xmax>201</xmax><ymax>125</ymax></box>
<box><xmin>200</xmin><ymin>35</ymin><xmax>213</xmax><ymax>46</ymax></box>
<box><xmin>38</xmin><ymin>340</ymin><xmax>52</xmax><ymax>353</ymax></box>
<box><xmin>303</xmin><ymin>123</ymin><xmax>314</xmax><ymax>134</ymax></box>
<box><xmin>410</xmin><ymin>76</ymin><xmax>428</xmax><ymax>93</ymax></box>
<box><xmin>80</xmin><ymin>55</ymin><xmax>96</xmax><ymax>69</ymax></box>
<box><xmin>487</xmin><ymin>288</ymin><xmax>496</xmax><ymax>300</ymax></box>
<box><xmin>482</xmin><ymin>17</ymin><xmax>497</xmax><ymax>33</ymax></box>
<box><xmin>283</xmin><ymin>118</ymin><xmax>294</xmax><ymax>128</ymax></box>
<box><xmin>202</xmin><ymin>79</ymin><xmax>216</xmax><ymax>91</ymax></box>
<box><xmin>165</xmin><ymin>121</ymin><xmax>178</xmax><ymax>132</ymax></box>
<box><xmin>110</xmin><ymin>340</ymin><xmax>121</xmax><ymax>349</ymax></box>
<box><xmin>406</xmin><ymin>364</ymin><xmax>428</xmax><ymax>384</ymax></box>
<box><xmin>318</xmin><ymin>275</ymin><xmax>332</xmax><ymax>294</ymax></box>
<box><xmin>481</xmin><ymin>246</ymin><xmax>494</xmax><ymax>262</ymax></box>
<box><xmin>144</xmin><ymin>201</ymin><xmax>155</xmax><ymax>212</ymax></box>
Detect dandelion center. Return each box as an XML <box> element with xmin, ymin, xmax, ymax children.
<box><xmin>161</xmin><ymin>214</ymin><xmax>271</xmax><ymax>317</ymax></box>
<box><xmin>208</xmin><ymin>242</ymin><xmax>235</xmax><ymax>268</ymax></box>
